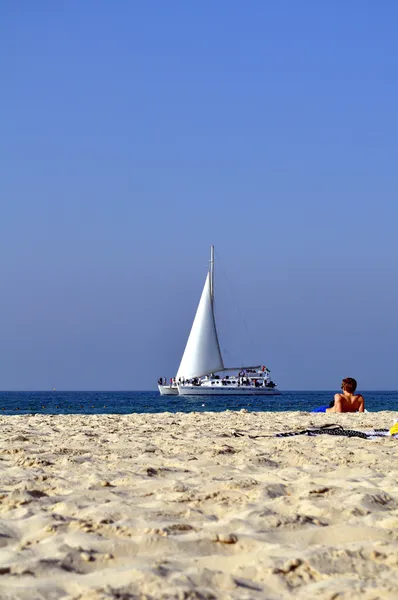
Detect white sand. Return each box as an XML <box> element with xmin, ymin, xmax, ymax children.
<box><xmin>0</xmin><ymin>411</ymin><xmax>397</xmax><ymax>599</ymax></box>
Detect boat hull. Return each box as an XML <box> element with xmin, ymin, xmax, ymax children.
<box><xmin>158</xmin><ymin>385</ymin><xmax>179</xmax><ymax>396</ymax></box>
<box><xmin>177</xmin><ymin>385</ymin><xmax>281</xmax><ymax>396</ymax></box>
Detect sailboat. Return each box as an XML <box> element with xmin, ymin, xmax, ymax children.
<box><xmin>158</xmin><ymin>246</ymin><xmax>280</xmax><ymax>396</ymax></box>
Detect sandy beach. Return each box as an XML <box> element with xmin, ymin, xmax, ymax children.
<box><xmin>0</xmin><ymin>411</ymin><xmax>397</xmax><ymax>600</ymax></box>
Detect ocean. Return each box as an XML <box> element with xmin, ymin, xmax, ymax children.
<box><xmin>0</xmin><ymin>390</ymin><xmax>397</xmax><ymax>415</ymax></box>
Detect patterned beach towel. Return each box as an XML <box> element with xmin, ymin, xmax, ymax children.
<box><xmin>232</xmin><ymin>424</ymin><xmax>396</xmax><ymax>440</ymax></box>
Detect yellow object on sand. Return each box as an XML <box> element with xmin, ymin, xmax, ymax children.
<box><xmin>389</xmin><ymin>423</ymin><xmax>398</xmax><ymax>436</ymax></box>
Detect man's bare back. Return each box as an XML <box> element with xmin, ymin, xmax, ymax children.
<box><xmin>326</xmin><ymin>392</ymin><xmax>365</xmax><ymax>413</ymax></box>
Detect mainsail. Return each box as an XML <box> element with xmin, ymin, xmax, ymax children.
<box><xmin>176</xmin><ymin>270</ymin><xmax>224</xmax><ymax>380</ymax></box>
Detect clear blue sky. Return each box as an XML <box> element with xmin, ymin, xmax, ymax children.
<box><xmin>1</xmin><ymin>1</ymin><xmax>397</xmax><ymax>390</ymax></box>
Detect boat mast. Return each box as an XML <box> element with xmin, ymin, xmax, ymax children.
<box><xmin>210</xmin><ymin>245</ymin><xmax>215</xmax><ymax>302</ymax></box>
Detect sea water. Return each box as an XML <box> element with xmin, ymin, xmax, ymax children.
<box><xmin>0</xmin><ymin>390</ymin><xmax>397</xmax><ymax>415</ymax></box>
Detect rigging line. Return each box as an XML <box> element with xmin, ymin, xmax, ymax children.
<box><xmin>215</xmin><ymin>248</ymin><xmax>252</xmax><ymax>338</ymax></box>
<box><xmin>214</xmin><ymin>248</ymin><xmax>256</xmax><ymax>362</ymax></box>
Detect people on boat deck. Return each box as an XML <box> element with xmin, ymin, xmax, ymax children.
<box><xmin>326</xmin><ymin>378</ymin><xmax>365</xmax><ymax>413</ymax></box>
<box><xmin>159</xmin><ymin>372</ymin><xmax>276</xmax><ymax>389</ymax></box>
<box><xmin>158</xmin><ymin>377</ymin><xmax>176</xmax><ymax>387</ymax></box>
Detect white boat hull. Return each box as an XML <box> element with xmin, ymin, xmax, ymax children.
<box><xmin>177</xmin><ymin>385</ymin><xmax>281</xmax><ymax>396</ymax></box>
<box><xmin>158</xmin><ymin>385</ymin><xmax>179</xmax><ymax>396</ymax></box>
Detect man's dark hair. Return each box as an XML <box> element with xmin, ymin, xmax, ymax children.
<box><xmin>342</xmin><ymin>377</ymin><xmax>357</xmax><ymax>393</ymax></box>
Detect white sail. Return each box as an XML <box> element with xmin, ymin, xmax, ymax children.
<box><xmin>176</xmin><ymin>272</ymin><xmax>224</xmax><ymax>380</ymax></box>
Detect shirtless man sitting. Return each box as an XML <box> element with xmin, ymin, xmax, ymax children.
<box><xmin>326</xmin><ymin>377</ymin><xmax>365</xmax><ymax>413</ymax></box>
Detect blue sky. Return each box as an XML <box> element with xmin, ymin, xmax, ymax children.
<box><xmin>1</xmin><ymin>1</ymin><xmax>397</xmax><ymax>390</ymax></box>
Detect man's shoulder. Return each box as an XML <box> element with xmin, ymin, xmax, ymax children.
<box><xmin>334</xmin><ymin>393</ymin><xmax>344</xmax><ymax>406</ymax></box>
